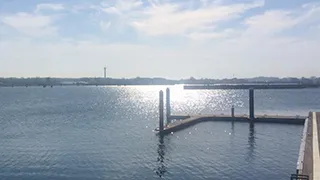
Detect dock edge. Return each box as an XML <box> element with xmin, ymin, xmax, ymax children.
<box><xmin>296</xmin><ymin>117</ymin><xmax>309</xmax><ymax>174</ymax></box>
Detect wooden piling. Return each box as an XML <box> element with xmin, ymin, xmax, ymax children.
<box><xmin>159</xmin><ymin>90</ymin><xmax>164</xmax><ymax>132</ymax></box>
<box><xmin>231</xmin><ymin>105</ymin><xmax>235</xmax><ymax>117</ymax></box>
<box><xmin>166</xmin><ymin>88</ymin><xmax>171</xmax><ymax>124</ymax></box>
<box><xmin>249</xmin><ymin>89</ymin><xmax>254</xmax><ymax>119</ymax></box>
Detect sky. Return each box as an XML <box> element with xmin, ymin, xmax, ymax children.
<box><xmin>0</xmin><ymin>0</ymin><xmax>319</xmax><ymax>79</ymax></box>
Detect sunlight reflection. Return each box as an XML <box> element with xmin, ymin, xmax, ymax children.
<box><xmin>171</xmin><ymin>88</ymin><xmax>238</xmax><ymax>115</ymax></box>
<box><xmin>109</xmin><ymin>85</ymin><xmax>247</xmax><ymax>116</ymax></box>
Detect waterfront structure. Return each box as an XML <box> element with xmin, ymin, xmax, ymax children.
<box><xmin>104</xmin><ymin>67</ymin><xmax>107</xmax><ymax>78</ymax></box>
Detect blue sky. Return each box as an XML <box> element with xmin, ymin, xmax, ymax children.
<box><xmin>0</xmin><ymin>0</ymin><xmax>319</xmax><ymax>79</ymax></box>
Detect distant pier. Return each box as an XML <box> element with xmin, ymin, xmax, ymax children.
<box><xmin>184</xmin><ymin>84</ymin><xmax>319</xmax><ymax>90</ymax></box>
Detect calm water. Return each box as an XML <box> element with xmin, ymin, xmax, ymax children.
<box><xmin>0</xmin><ymin>86</ymin><xmax>319</xmax><ymax>180</ymax></box>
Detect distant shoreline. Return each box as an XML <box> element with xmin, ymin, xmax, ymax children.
<box><xmin>1</xmin><ymin>76</ymin><xmax>319</xmax><ymax>88</ymax></box>
<box><xmin>1</xmin><ymin>83</ymin><xmax>319</xmax><ymax>89</ymax></box>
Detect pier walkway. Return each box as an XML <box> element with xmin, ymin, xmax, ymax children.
<box><xmin>161</xmin><ymin>114</ymin><xmax>305</xmax><ymax>134</ymax></box>
<box><xmin>296</xmin><ymin>112</ymin><xmax>320</xmax><ymax>180</ymax></box>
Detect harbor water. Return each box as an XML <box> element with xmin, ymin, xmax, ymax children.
<box><xmin>0</xmin><ymin>86</ymin><xmax>319</xmax><ymax>180</ymax></box>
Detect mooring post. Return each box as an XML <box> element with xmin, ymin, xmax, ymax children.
<box><xmin>166</xmin><ymin>88</ymin><xmax>171</xmax><ymax>124</ymax></box>
<box><xmin>159</xmin><ymin>90</ymin><xmax>164</xmax><ymax>132</ymax></box>
<box><xmin>249</xmin><ymin>89</ymin><xmax>254</xmax><ymax>119</ymax></box>
<box><xmin>231</xmin><ymin>105</ymin><xmax>235</xmax><ymax>117</ymax></box>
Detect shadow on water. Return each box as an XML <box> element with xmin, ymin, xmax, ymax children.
<box><xmin>155</xmin><ymin>134</ymin><xmax>167</xmax><ymax>178</ymax></box>
<box><xmin>247</xmin><ymin>122</ymin><xmax>256</xmax><ymax>162</ymax></box>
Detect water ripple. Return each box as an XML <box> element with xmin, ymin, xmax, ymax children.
<box><xmin>0</xmin><ymin>86</ymin><xmax>315</xmax><ymax>179</ymax></box>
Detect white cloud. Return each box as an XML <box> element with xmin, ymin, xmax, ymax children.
<box><xmin>114</xmin><ymin>0</ymin><xmax>143</xmax><ymax>11</ymax></box>
<box><xmin>200</xmin><ymin>0</ymin><xmax>209</xmax><ymax>6</ymax></box>
<box><xmin>300</xmin><ymin>3</ymin><xmax>320</xmax><ymax>25</ymax></box>
<box><xmin>128</xmin><ymin>0</ymin><xmax>263</xmax><ymax>37</ymax></box>
<box><xmin>187</xmin><ymin>29</ymin><xmax>236</xmax><ymax>40</ymax></box>
<box><xmin>102</xmin><ymin>6</ymin><xmax>122</xmax><ymax>15</ymax></box>
<box><xmin>70</xmin><ymin>4</ymin><xmax>102</xmax><ymax>14</ymax></box>
<box><xmin>98</xmin><ymin>0</ymin><xmax>319</xmax><ymax>41</ymax></box>
<box><xmin>100</xmin><ymin>21</ymin><xmax>111</xmax><ymax>31</ymax></box>
<box><xmin>242</xmin><ymin>3</ymin><xmax>320</xmax><ymax>38</ymax></box>
<box><xmin>101</xmin><ymin>0</ymin><xmax>143</xmax><ymax>14</ymax></box>
<box><xmin>1</xmin><ymin>13</ymin><xmax>57</xmax><ymax>37</ymax></box>
<box><xmin>35</xmin><ymin>3</ymin><xmax>64</xmax><ymax>12</ymax></box>
<box><xmin>244</xmin><ymin>10</ymin><xmax>298</xmax><ymax>36</ymax></box>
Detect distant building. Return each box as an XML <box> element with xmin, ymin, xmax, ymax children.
<box><xmin>104</xmin><ymin>67</ymin><xmax>107</xmax><ymax>78</ymax></box>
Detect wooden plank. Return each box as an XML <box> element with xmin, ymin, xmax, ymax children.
<box><xmin>162</xmin><ymin>116</ymin><xmax>203</xmax><ymax>134</ymax></box>
<box><xmin>169</xmin><ymin>114</ymin><xmax>306</xmax><ymax>120</ymax></box>
<box><xmin>159</xmin><ymin>114</ymin><xmax>306</xmax><ymax>135</ymax></box>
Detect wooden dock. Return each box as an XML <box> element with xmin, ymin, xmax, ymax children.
<box><xmin>295</xmin><ymin>112</ymin><xmax>320</xmax><ymax>180</ymax></box>
<box><xmin>159</xmin><ymin>114</ymin><xmax>306</xmax><ymax>134</ymax></box>
<box><xmin>155</xmin><ymin>88</ymin><xmax>317</xmax><ymax>179</ymax></box>
<box><xmin>160</xmin><ymin>113</ymin><xmax>316</xmax><ymax>180</ymax></box>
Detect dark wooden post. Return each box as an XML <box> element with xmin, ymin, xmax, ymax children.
<box><xmin>249</xmin><ymin>89</ymin><xmax>254</xmax><ymax>119</ymax></box>
<box><xmin>231</xmin><ymin>105</ymin><xmax>235</xmax><ymax>117</ymax></box>
<box><xmin>159</xmin><ymin>90</ymin><xmax>164</xmax><ymax>132</ymax></box>
<box><xmin>166</xmin><ymin>88</ymin><xmax>171</xmax><ymax>124</ymax></box>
